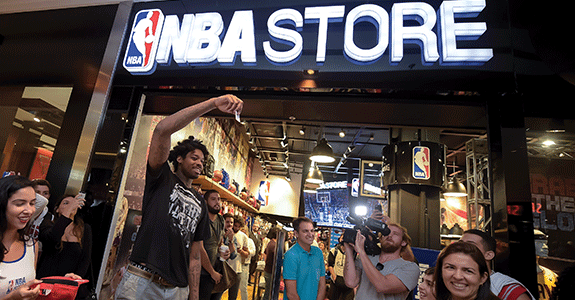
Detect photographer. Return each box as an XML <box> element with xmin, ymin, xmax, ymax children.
<box><xmin>343</xmin><ymin>219</ymin><xmax>419</xmax><ymax>300</ymax></box>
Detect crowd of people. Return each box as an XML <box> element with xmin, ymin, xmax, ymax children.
<box><xmin>3</xmin><ymin>94</ymin><xmax>574</xmax><ymax>300</ymax></box>
<box><xmin>0</xmin><ymin>176</ymin><xmax>91</xmax><ymax>300</ymax></box>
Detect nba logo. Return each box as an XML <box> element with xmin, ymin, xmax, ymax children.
<box><xmin>258</xmin><ymin>180</ymin><xmax>270</xmax><ymax>206</ymax></box>
<box><xmin>351</xmin><ymin>178</ymin><xmax>359</xmax><ymax>197</ymax></box>
<box><xmin>123</xmin><ymin>9</ymin><xmax>165</xmax><ymax>74</ymax></box>
<box><xmin>413</xmin><ymin>146</ymin><xmax>430</xmax><ymax>180</ymax></box>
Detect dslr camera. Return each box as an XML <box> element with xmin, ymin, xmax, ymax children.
<box><xmin>343</xmin><ymin>215</ymin><xmax>391</xmax><ymax>256</ymax></box>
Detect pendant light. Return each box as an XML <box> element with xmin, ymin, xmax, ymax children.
<box><xmin>303</xmin><ymin>182</ymin><xmax>320</xmax><ymax>194</ymax></box>
<box><xmin>306</xmin><ymin>163</ymin><xmax>324</xmax><ymax>184</ymax></box>
<box><xmin>310</xmin><ymin>138</ymin><xmax>335</xmax><ymax>163</ymax></box>
<box><xmin>443</xmin><ymin>176</ymin><xmax>467</xmax><ymax>197</ymax></box>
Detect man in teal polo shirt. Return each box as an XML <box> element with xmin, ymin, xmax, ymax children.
<box><xmin>283</xmin><ymin>217</ymin><xmax>326</xmax><ymax>300</ymax></box>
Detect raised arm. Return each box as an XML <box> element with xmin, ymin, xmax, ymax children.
<box><xmin>352</xmin><ymin>231</ymin><xmax>409</xmax><ymax>294</ymax></box>
<box><xmin>343</xmin><ymin>242</ymin><xmax>360</xmax><ymax>288</ymax></box>
<box><xmin>148</xmin><ymin>95</ymin><xmax>243</xmax><ymax>170</ymax></box>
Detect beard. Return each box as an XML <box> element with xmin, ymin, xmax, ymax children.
<box><xmin>380</xmin><ymin>240</ymin><xmax>401</xmax><ymax>253</ymax></box>
<box><xmin>207</xmin><ymin>205</ymin><xmax>220</xmax><ymax>214</ymax></box>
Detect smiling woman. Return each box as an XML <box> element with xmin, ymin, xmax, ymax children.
<box><xmin>0</xmin><ymin>175</ymin><xmax>42</xmax><ymax>298</ymax></box>
<box><xmin>435</xmin><ymin>242</ymin><xmax>499</xmax><ymax>300</ymax></box>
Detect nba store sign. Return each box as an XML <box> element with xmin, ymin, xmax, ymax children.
<box><xmin>123</xmin><ymin>0</ymin><xmax>493</xmax><ymax>74</ymax></box>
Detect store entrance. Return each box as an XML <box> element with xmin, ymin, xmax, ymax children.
<box><xmin>92</xmin><ymin>85</ymin><xmax>575</xmax><ymax>299</ymax></box>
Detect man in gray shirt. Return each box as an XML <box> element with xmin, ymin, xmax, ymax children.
<box><xmin>344</xmin><ymin>223</ymin><xmax>420</xmax><ymax>300</ymax></box>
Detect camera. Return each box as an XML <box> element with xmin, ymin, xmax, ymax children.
<box><xmin>343</xmin><ymin>215</ymin><xmax>391</xmax><ymax>256</ymax></box>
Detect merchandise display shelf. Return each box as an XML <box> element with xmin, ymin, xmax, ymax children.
<box><xmin>193</xmin><ymin>175</ymin><xmax>258</xmax><ymax>214</ymax></box>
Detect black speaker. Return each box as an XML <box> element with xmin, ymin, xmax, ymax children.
<box><xmin>382</xmin><ymin>141</ymin><xmax>446</xmax><ymax>187</ymax></box>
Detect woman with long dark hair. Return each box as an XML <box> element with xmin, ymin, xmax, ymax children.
<box><xmin>0</xmin><ymin>175</ymin><xmax>42</xmax><ymax>299</ymax></box>
<box><xmin>435</xmin><ymin>242</ymin><xmax>500</xmax><ymax>300</ymax></box>
<box><xmin>37</xmin><ymin>195</ymin><xmax>92</xmax><ymax>300</ymax></box>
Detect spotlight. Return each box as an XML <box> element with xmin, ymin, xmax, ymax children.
<box><xmin>443</xmin><ymin>176</ymin><xmax>467</xmax><ymax>197</ymax></box>
<box><xmin>306</xmin><ymin>163</ymin><xmax>323</xmax><ymax>184</ymax></box>
<box><xmin>542</xmin><ymin>140</ymin><xmax>555</xmax><ymax>147</ymax></box>
<box><xmin>310</xmin><ymin>138</ymin><xmax>335</xmax><ymax>163</ymax></box>
<box><xmin>339</xmin><ymin>129</ymin><xmax>346</xmax><ymax>138</ymax></box>
<box><xmin>355</xmin><ymin>205</ymin><xmax>368</xmax><ymax>216</ymax></box>
<box><xmin>303</xmin><ymin>182</ymin><xmax>320</xmax><ymax>194</ymax></box>
<box><xmin>299</xmin><ymin>126</ymin><xmax>305</xmax><ymax>135</ymax></box>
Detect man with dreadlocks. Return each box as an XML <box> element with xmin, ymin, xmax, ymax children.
<box><xmin>115</xmin><ymin>95</ymin><xmax>243</xmax><ymax>300</ymax></box>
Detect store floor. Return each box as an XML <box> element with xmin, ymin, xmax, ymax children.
<box><xmin>220</xmin><ymin>280</ymin><xmax>283</xmax><ymax>300</ymax></box>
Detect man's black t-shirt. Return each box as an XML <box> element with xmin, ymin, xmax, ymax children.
<box><xmin>130</xmin><ymin>162</ymin><xmax>210</xmax><ymax>287</ymax></box>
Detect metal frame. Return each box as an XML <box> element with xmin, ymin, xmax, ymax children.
<box><xmin>466</xmin><ymin>139</ymin><xmax>492</xmax><ymax>231</ymax></box>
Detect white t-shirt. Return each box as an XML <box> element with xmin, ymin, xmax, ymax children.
<box><xmin>491</xmin><ymin>271</ymin><xmax>536</xmax><ymax>300</ymax></box>
<box><xmin>230</xmin><ymin>230</ymin><xmax>251</xmax><ymax>273</ymax></box>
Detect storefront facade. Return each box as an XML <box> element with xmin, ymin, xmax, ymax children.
<box><xmin>1</xmin><ymin>0</ymin><xmax>574</xmax><ymax>299</ymax></box>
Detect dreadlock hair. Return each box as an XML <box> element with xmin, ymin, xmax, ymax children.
<box><xmin>168</xmin><ymin>136</ymin><xmax>209</xmax><ymax>172</ymax></box>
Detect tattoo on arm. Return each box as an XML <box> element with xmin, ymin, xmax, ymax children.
<box><xmin>188</xmin><ymin>242</ymin><xmax>202</xmax><ymax>300</ymax></box>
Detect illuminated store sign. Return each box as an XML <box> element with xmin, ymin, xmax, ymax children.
<box><xmin>123</xmin><ymin>0</ymin><xmax>493</xmax><ymax>74</ymax></box>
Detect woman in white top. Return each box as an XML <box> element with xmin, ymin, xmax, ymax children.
<box><xmin>0</xmin><ymin>176</ymin><xmax>41</xmax><ymax>299</ymax></box>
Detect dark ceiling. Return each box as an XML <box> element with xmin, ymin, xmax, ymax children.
<box><xmin>140</xmin><ymin>87</ymin><xmax>575</xmax><ymax>186</ymax></box>
<box><xmin>143</xmin><ymin>90</ymin><xmax>490</xmax><ymax>179</ymax></box>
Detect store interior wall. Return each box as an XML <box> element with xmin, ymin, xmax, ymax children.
<box><xmin>250</xmin><ymin>165</ymin><xmax>301</xmax><ymax>218</ymax></box>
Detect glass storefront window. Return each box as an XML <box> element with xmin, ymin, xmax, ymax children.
<box><xmin>0</xmin><ymin>86</ymin><xmax>72</xmax><ymax>179</ymax></box>
<box><xmin>525</xmin><ymin>117</ymin><xmax>575</xmax><ymax>298</ymax></box>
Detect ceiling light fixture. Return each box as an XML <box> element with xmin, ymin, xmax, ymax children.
<box><xmin>299</xmin><ymin>126</ymin><xmax>305</xmax><ymax>135</ymax></box>
<box><xmin>339</xmin><ymin>129</ymin><xmax>346</xmax><ymax>138</ymax></box>
<box><xmin>303</xmin><ymin>182</ymin><xmax>320</xmax><ymax>194</ymax></box>
<box><xmin>310</xmin><ymin>138</ymin><xmax>335</xmax><ymax>163</ymax></box>
<box><xmin>542</xmin><ymin>140</ymin><xmax>556</xmax><ymax>147</ymax></box>
<box><xmin>306</xmin><ymin>163</ymin><xmax>324</xmax><ymax>184</ymax></box>
<box><xmin>443</xmin><ymin>176</ymin><xmax>467</xmax><ymax>197</ymax></box>
<box><xmin>303</xmin><ymin>69</ymin><xmax>318</xmax><ymax>76</ymax></box>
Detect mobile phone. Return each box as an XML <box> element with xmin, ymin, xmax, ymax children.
<box><xmin>235</xmin><ymin>110</ymin><xmax>241</xmax><ymax>123</ymax></box>
<box><xmin>78</xmin><ymin>192</ymin><xmax>86</xmax><ymax>200</ymax></box>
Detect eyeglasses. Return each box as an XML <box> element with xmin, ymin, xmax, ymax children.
<box><xmin>376</xmin><ymin>263</ymin><xmax>384</xmax><ymax>271</ymax></box>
